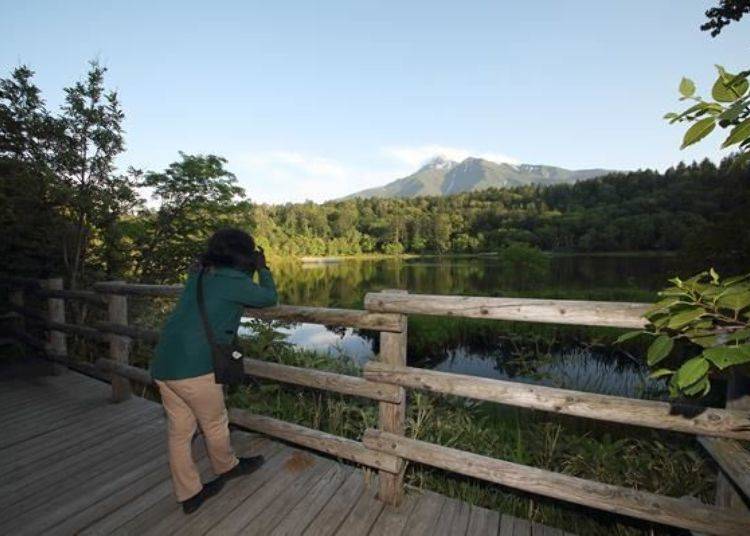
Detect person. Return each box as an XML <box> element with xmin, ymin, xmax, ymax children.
<box><xmin>150</xmin><ymin>228</ymin><xmax>278</xmax><ymax>514</ymax></box>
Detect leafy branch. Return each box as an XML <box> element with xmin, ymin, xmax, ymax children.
<box><xmin>617</xmin><ymin>269</ymin><xmax>750</xmax><ymax>398</ymax></box>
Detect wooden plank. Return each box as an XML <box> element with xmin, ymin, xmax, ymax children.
<box><xmin>367</xmin><ymin>493</ymin><xmax>419</xmax><ymax>536</ymax></box>
<box><xmin>302</xmin><ymin>471</ymin><xmax>366</xmax><ymax>535</ymax></box>
<box><xmin>435</xmin><ymin>498</ymin><xmax>472</xmax><ymax>536</ymax></box>
<box><xmin>0</xmin><ymin>401</ymin><xmax>160</xmax><ymax>478</ymax></box>
<box><xmin>229</xmin><ymin>409</ymin><xmax>401</xmax><ymax>473</ymax></box>
<box><xmin>0</xmin><ymin>414</ymin><xmax>164</xmax><ymax>513</ymax></box>
<box><xmin>269</xmin><ymin>463</ymin><xmax>352</xmax><ymax>536</ymax></box>
<box><xmin>77</xmin><ymin>434</ymin><xmax>219</xmax><ymax>535</ymax></box>
<box><xmin>363</xmin><ymin>429</ymin><xmax>750</xmax><ymax>536</ymax></box>
<box><xmin>0</xmin><ymin>428</ymin><xmax>166</xmax><ymax>532</ymax></box>
<box><xmin>364</xmin><ymin>362</ymin><xmax>750</xmax><ymax>441</ymax></box>
<box><xmin>466</xmin><ymin>505</ymin><xmax>501</xmax><ymax>535</ymax></box>
<box><xmin>241</xmin><ymin>460</ymin><xmax>338</xmax><ymax>535</ymax></box>
<box><xmin>8</xmin><ymin>447</ymin><xmax>170</xmax><ymax>535</ymax></box>
<box><xmin>148</xmin><ymin>435</ymin><xmax>284</xmax><ymax>536</ymax></box>
<box><xmin>532</xmin><ymin>521</ymin><xmax>564</xmax><ymax>535</ymax></box>
<box><xmin>699</xmin><ymin>436</ymin><xmax>750</xmax><ymax>502</ymax></box>
<box><xmin>333</xmin><ymin>477</ymin><xmax>385</xmax><ymax>535</ymax></box>
<box><xmin>499</xmin><ymin>514</ymin><xmax>531</xmax><ymax>536</ymax></box>
<box><xmin>243</xmin><ymin>357</ymin><xmax>402</xmax><ymax>403</ymax></box>
<box><xmin>401</xmin><ymin>491</ymin><xmax>446</xmax><ymax>535</ymax></box>
<box><xmin>34</xmin><ymin>288</ymin><xmax>106</xmax><ymax>303</ymax></box>
<box><xmin>204</xmin><ymin>449</ymin><xmax>327</xmax><ymax>535</ymax></box>
<box><xmin>364</xmin><ymin>292</ymin><xmax>649</xmax><ymax>329</ymax></box>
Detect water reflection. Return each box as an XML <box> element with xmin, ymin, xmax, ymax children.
<box><xmin>252</xmin><ymin>254</ymin><xmax>676</xmax><ymax>397</ymax></box>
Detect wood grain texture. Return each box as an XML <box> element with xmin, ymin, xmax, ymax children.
<box><xmin>377</xmin><ymin>290</ymin><xmax>408</xmax><ymax>506</ymax></box>
<box><xmin>363</xmin><ymin>429</ymin><xmax>750</xmax><ymax>535</ymax></box>
<box><xmin>243</xmin><ymin>357</ymin><xmax>402</xmax><ymax>403</ymax></box>
<box><xmin>43</xmin><ymin>277</ymin><xmax>67</xmax><ymax>374</ymax></box>
<box><xmin>106</xmin><ymin>282</ymin><xmax>131</xmax><ymax>402</ymax></box>
<box><xmin>229</xmin><ymin>408</ymin><xmax>401</xmax><ymax>473</ymax></box>
<box><xmin>365</xmin><ymin>292</ymin><xmax>649</xmax><ymax>328</ymax></box>
<box><xmin>364</xmin><ymin>362</ymin><xmax>750</xmax><ymax>440</ymax></box>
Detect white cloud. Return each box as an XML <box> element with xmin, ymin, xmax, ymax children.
<box><xmin>230</xmin><ymin>150</ymin><xmax>395</xmax><ymax>204</ymax></box>
<box><xmin>230</xmin><ymin>145</ymin><xmax>520</xmax><ymax>204</ymax></box>
<box><xmin>383</xmin><ymin>145</ymin><xmax>519</xmax><ymax>168</ymax></box>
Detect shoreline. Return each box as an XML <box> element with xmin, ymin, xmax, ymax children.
<box><xmin>297</xmin><ymin>250</ymin><xmax>678</xmax><ymax>263</ymax></box>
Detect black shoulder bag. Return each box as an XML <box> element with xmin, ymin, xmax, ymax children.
<box><xmin>196</xmin><ymin>268</ymin><xmax>246</xmax><ymax>387</ymax></box>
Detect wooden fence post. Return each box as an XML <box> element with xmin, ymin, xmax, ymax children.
<box><xmin>715</xmin><ymin>371</ymin><xmax>750</xmax><ymax>510</ymax></box>
<box><xmin>376</xmin><ymin>289</ymin><xmax>408</xmax><ymax>506</ymax></box>
<box><xmin>106</xmin><ymin>281</ymin><xmax>132</xmax><ymax>402</ymax></box>
<box><xmin>44</xmin><ymin>277</ymin><xmax>67</xmax><ymax>374</ymax></box>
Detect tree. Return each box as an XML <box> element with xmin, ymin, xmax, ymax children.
<box><xmin>134</xmin><ymin>153</ymin><xmax>248</xmax><ymax>283</ymax></box>
<box><xmin>0</xmin><ymin>66</ymin><xmax>65</xmax><ymax>277</ymax></box>
<box><xmin>52</xmin><ymin>61</ymin><xmax>138</xmax><ymax>287</ymax></box>
<box><xmin>701</xmin><ymin>0</ymin><xmax>750</xmax><ymax>36</ymax></box>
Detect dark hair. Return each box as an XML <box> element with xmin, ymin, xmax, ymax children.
<box><xmin>198</xmin><ymin>228</ymin><xmax>257</xmax><ymax>271</ymax></box>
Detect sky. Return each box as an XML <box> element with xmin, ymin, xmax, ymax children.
<box><xmin>2</xmin><ymin>1</ymin><xmax>748</xmax><ymax>204</ymax></box>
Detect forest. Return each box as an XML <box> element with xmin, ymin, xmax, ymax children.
<box><xmin>1</xmin><ymin>62</ymin><xmax>749</xmax><ymax>288</ymax></box>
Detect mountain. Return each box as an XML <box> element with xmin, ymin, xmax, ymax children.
<box><xmin>347</xmin><ymin>157</ymin><xmax>615</xmax><ymax>199</ymax></box>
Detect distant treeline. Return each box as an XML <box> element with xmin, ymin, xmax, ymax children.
<box><xmin>2</xmin><ymin>62</ymin><xmax>748</xmax><ymax>287</ymax></box>
<box><xmin>256</xmin><ymin>158</ymin><xmax>748</xmax><ymax>267</ymax></box>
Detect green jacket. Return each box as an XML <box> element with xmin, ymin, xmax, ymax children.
<box><xmin>151</xmin><ymin>267</ymin><xmax>278</xmax><ymax>380</ymax></box>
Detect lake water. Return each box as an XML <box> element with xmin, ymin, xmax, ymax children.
<box><xmin>245</xmin><ymin>254</ymin><xmax>681</xmax><ymax>397</ymax></box>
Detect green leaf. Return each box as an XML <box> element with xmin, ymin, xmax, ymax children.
<box><xmin>725</xmin><ymin>328</ymin><xmax>750</xmax><ymax>344</ymax></box>
<box><xmin>647</xmin><ymin>335</ymin><xmax>674</xmax><ymax>366</ymax></box>
<box><xmin>647</xmin><ymin>297</ymin><xmax>683</xmax><ymax>315</ymax></box>
<box><xmin>721</xmin><ymin>117</ymin><xmax>750</xmax><ymax>148</ymax></box>
<box><xmin>663</xmin><ymin>112</ymin><xmax>679</xmax><ymax>120</ymax></box>
<box><xmin>709</xmin><ymin>267</ymin><xmax>720</xmax><ymax>284</ymax></box>
<box><xmin>666</xmin><ymin>307</ymin><xmax>706</xmax><ymax>330</ymax></box>
<box><xmin>716</xmin><ymin>289</ymin><xmax>750</xmax><ymax>311</ymax></box>
<box><xmin>675</xmin><ymin>357</ymin><xmax>709</xmax><ymax>389</ymax></box>
<box><xmin>712</xmin><ymin>69</ymin><xmax>749</xmax><ymax>102</ymax></box>
<box><xmin>614</xmin><ymin>330</ymin><xmax>644</xmax><ymax>344</ymax></box>
<box><xmin>681</xmin><ymin>117</ymin><xmax>716</xmax><ymax>149</ymax></box>
<box><xmin>724</xmin><ymin>274</ymin><xmax>750</xmax><ymax>286</ymax></box>
<box><xmin>703</xmin><ymin>345</ymin><xmax>750</xmax><ymax>370</ymax></box>
<box><xmin>679</xmin><ymin>77</ymin><xmax>696</xmax><ymax>98</ymax></box>
<box><xmin>690</xmin><ymin>333</ymin><xmax>718</xmax><ymax>348</ymax></box>
<box><xmin>649</xmin><ymin>368</ymin><xmax>674</xmax><ymax>379</ymax></box>
<box><xmin>682</xmin><ymin>376</ymin><xmax>710</xmax><ymax>396</ymax></box>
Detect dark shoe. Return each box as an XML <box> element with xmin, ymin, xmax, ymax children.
<box><xmin>221</xmin><ymin>455</ymin><xmax>265</xmax><ymax>482</ymax></box>
<box><xmin>181</xmin><ymin>477</ymin><xmax>224</xmax><ymax>514</ymax></box>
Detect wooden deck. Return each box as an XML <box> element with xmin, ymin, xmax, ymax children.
<box><xmin>0</xmin><ymin>359</ymin><xmax>569</xmax><ymax>535</ymax></box>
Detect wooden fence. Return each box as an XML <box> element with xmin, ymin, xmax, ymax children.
<box><xmin>2</xmin><ymin>276</ymin><xmax>749</xmax><ymax>535</ymax></box>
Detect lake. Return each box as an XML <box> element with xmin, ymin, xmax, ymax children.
<box><xmin>244</xmin><ymin>253</ymin><xmax>681</xmax><ymax>398</ymax></box>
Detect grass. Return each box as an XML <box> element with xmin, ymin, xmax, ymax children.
<box><xmin>229</xmin><ymin>322</ymin><xmax>716</xmax><ymax>536</ymax></box>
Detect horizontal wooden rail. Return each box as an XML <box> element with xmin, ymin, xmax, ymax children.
<box><xmin>94</xmin><ymin>322</ymin><xmax>160</xmax><ymax>343</ymax></box>
<box><xmin>243</xmin><ymin>358</ymin><xmax>402</xmax><ymax>403</ymax></box>
<box><xmin>364</xmin><ymin>292</ymin><xmax>649</xmax><ymax>329</ymax></box>
<box><xmin>93</xmin><ymin>282</ymin><xmax>402</xmax><ymax>332</ymax></box>
<box><xmin>0</xmin><ymin>276</ymin><xmax>41</xmax><ymax>289</ymax></box>
<box><xmin>244</xmin><ymin>305</ymin><xmax>403</xmax><ymax>332</ymax></box>
<box><xmin>8</xmin><ymin>304</ymin><xmax>106</xmax><ymax>341</ymax></box>
<box><xmin>363</xmin><ymin>429</ymin><xmax>750</xmax><ymax>536</ymax></box>
<box><xmin>698</xmin><ymin>436</ymin><xmax>750</xmax><ymax>500</ymax></box>
<box><xmin>34</xmin><ymin>288</ymin><xmax>106</xmax><ymax>303</ymax></box>
<box><xmin>96</xmin><ymin>358</ymin><xmax>154</xmax><ymax>385</ymax></box>
<box><xmin>363</xmin><ymin>362</ymin><xmax>750</xmax><ymax>441</ymax></box>
<box><xmin>229</xmin><ymin>409</ymin><xmax>401</xmax><ymax>474</ymax></box>
<box><xmin>92</xmin><ymin>281</ymin><xmax>183</xmax><ymax>296</ymax></box>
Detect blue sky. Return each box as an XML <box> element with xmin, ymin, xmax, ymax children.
<box><xmin>2</xmin><ymin>1</ymin><xmax>747</xmax><ymax>203</ymax></box>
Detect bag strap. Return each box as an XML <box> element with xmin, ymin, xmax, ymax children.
<box><xmin>196</xmin><ymin>268</ymin><xmax>220</xmax><ymax>355</ymax></box>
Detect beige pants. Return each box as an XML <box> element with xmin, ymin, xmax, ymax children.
<box><xmin>155</xmin><ymin>373</ymin><xmax>239</xmax><ymax>501</ymax></box>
